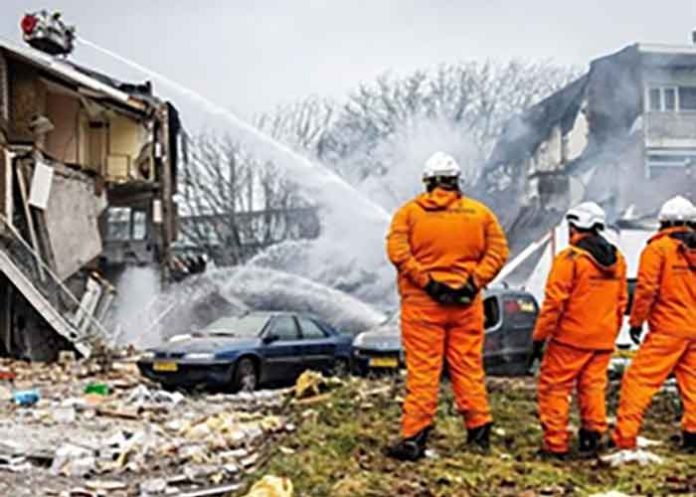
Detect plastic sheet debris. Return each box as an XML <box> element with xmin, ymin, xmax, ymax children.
<box><xmin>636</xmin><ymin>436</ymin><xmax>662</xmax><ymax>448</ymax></box>
<box><xmin>13</xmin><ymin>389</ymin><xmax>40</xmax><ymax>406</ymax></box>
<box><xmin>0</xmin><ymin>369</ymin><xmax>17</xmax><ymax>381</ymax></box>
<box><xmin>140</xmin><ymin>477</ymin><xmax>169</xmax><ymax>495</ymax></box>
<box><xmin>50</xmin><ymin>444</ymin><xmax>97</xmax><ymax>477</ymax></box>
<box><xmin>127</xmin><ymin>384</ymin><xmax>185</xmax><ymax>407</ymax></box>
<box><xmin>600</xmin><ymin>448</ymin><xmax>664</xmax><ymax>467</ymax></box>
<box><xmin>243</xmin><ymin>476</ymin><xmax>293</xmax><ymax>497</ymax></box>
<box><xmin>84</xmin><ymin>383</ymin><xmax>110</xmax><ymax>396</ymax></box>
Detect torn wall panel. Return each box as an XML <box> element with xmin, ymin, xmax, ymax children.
<box><xmin>42</xmin><ymin>169</ymin><xmax>107</xmax><ymax>280</ymax></box>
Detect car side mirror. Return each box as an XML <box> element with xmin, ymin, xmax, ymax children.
<box><xmin>263</xmin><ymin>333</ymin><xmax>279</xmax><ymax>344</ymax></box>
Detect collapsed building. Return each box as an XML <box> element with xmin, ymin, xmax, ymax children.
<box><xmin>0</xmin><ymin>28</ymin><xmax>180</xmax><ymax>360</ymax></box>
<box><xmin>482</xmin><ymin>42</ymin><xmax>696</xmax><ymax>256</ymax></box>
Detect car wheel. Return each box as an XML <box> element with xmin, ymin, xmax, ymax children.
<box><xmin>331</xmin><ymin>358</ymin><xmax>350</xmax><ymax>377</ymax></box>
<box><xmin>233</xmin><ymin>358</ymin><xmax>258</xmax><ymax>392</ymax></box>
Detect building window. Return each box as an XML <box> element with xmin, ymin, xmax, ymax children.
<box><xmin>132</xmin><ymin>210</ymin><xmax>147</xmax><ymax>240</ymax></box>
<box><xmin>647</xmin><ymin>87</ymin><xmax>678</xmax><ymax>112</ymax></box>
<box><xmin>647</xmin><ymin>85</ymin><xmax>696</xmax><ymax>112</ymax></box>
<box><xmin>107</xmin><ymin>207</ymin><xmax>148</xmax><ymax>241</ymax></box>
<box><xmin>679</xmin><ymin>87</ymin><xmax>696</xmax><ymax>110</ymax></box>
<box><xmin>107</xmin><ymin>207</ymin><xmax>131</xmax><ymax>241</ymax></box>
<box><xmin>664</xmin><ymin>88</ymin><xmax>677</xmax><ymax>110</ymax></box>
<box><xmin>648</xmin><ymin>88</ymin><xmax>661</xmax><ymax>111</ymax></box>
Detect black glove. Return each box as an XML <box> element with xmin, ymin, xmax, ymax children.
<box><xmin>527</xmin><ymin>340</ymin><xmax>545</xmax><ymax>371</ymax></box>
<box><xmin>453</xmin><ymin>276</ymin><xmax>478</xmax><ymax>305</ymax></box>
<box><xmin>629</xmin><ymin>325</ymin><xmax>643</xmax><ymax>345</ymax></box>
<box><xmin>425</xmin><ymin>278</ymin><xmax>477</xmax><ymax>306</ymax></box>
<box><xmin>425</xmin><ymin>278</ymin><xmax>458</xmax><ymax>304</ymax></box>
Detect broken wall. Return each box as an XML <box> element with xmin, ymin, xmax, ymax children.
<box><xmin>41</xmin><ymin>168</ymin><xmax>107</xmax><ymax>280</ymax></box>
<box><xmin>44</xmin><ymin>91</ymin><xmax>80</xmax><ymax>164</ymax></box>
<box><xmin>107</xmin><ymin>114</ymin><xmax>151</xmax><ymax>183</ymax></box>
<box><xmin>9</xmin><ymin>63</ymin><xmax>46</xmax><ymax>140</ymax></box>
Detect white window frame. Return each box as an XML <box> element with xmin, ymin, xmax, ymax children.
<box><xmin>646</xmin><ymin>85</ymin><xmax>679</xmax><ymax>112</ymax></box>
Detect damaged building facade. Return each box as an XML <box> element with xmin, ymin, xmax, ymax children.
<box><xmin>0</xmin><ymin>39</ymin><xmax>180</xmax><ymax>360</ymax></box>
<box><xmin>482</xmin><ymin>43</ymin><xmax>696</xmax><ymax>253</ymax></box>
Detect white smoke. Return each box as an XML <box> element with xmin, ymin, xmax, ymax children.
<box><xmin>109</xmin><ymin>266</ymin><xmax>160</xmax><ymax>345</ymax></box>
<box><xmin>356</xmin><ymin>116</ymin><xmax>484</xmax><ymax>211</ymax></box>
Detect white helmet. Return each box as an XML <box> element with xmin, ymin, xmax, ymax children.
<box><xmin>658</xmin><ymin>195</ymin><xmax>695</xmax><ymax>223</ymax></box>
<box><xmin>423</xmin><ymin>152</ymin><xmax>461</xmax><ymax>180</ymax></box>
<box><xmin>566</xmin><ymin>202</ymin><xmax>606</xmax><ymax>230</ymax></box>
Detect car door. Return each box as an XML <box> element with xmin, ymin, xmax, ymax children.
<box><xmin>500</xmin><ymin>294</ymin><xmax>539</xmax><ymax>363</ymax></box>
<box><xmin>260</xmin><ymin>316</ymin><xmax>304</xmax><ymax>383</ymax></box>
<box><xmin>483</xmin><ymin>296</ymin><xmax>504</xmax><ymax>367</ymax></box>
<box><xmin>297</xmin><ymin>317</ymin><xmax>336</xmax><ymax>373</ymax></box>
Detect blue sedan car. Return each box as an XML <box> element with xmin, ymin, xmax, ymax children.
<box><xmin>137</xmin><ymin>311</ymin><xmax>354</xmax><ymax>391</ymax></box>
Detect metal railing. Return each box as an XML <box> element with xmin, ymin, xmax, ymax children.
<box><xmin>0</xmin><ymin>215</ymin><xmax>111</xmax><ymax>351</ymax></box>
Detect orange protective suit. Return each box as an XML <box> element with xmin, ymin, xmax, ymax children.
<box><xmin>533</xmin><ymin>233</ymin><xmax>628</xmax><ymax>453</ymax></box>
<box><xmin>387</xmin><ymin>188</ymin><xmax>508</xmax><ymax>438</ymax></box>
<box><xmin>612</xmin><ymin>227</ymin><xmax>696</xmax><ymax>449</ymax></box>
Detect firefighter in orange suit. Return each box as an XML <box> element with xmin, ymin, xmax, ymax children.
<box><xmin>612</xmin><ymin>195</ymin><xmax>696</xmax><ymax>452</ymax></box>
<box><xmin>530</xmin><ymin>202</ymin><xmax>628</xmax><ymax>458</ymax></box>
<box><xmin>385</xmin><ymin>151</ymin><xmax>509</xmax><ymax>460</ymax></box>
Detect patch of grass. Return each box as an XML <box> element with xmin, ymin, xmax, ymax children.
<box><xmin>247</xmin><ymin>376</ymin><xmax>695</xmax><ymax>496</ymax></box>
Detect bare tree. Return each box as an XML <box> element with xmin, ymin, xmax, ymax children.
<box><xmin>177</xmin><ymin>133</ymin><xmax>314</xmax><ymax>266</ymax></box>
<box><xmin>177</xmin><ymin>61</ymin><xmax>577</xmax><ymax>264</ymax></box>
<box><xmin>321</xmin><ymin>60</ymin><xmax>579</xmax><ymax>187</ymax></box>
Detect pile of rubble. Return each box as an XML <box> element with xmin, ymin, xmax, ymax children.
<box><xmin>0</xmin><ymin>355</ymin><xmax>297</xmax><ymax>497</ymax></box>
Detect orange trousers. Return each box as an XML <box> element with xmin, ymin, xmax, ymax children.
<box><xmin>401</xmin><ymin>299</ymin><xmax>491</xmax><ymax>438</ymax></box>
<box><xmin>538</xmin><ymin>341</ymin><xmax>612</xmax><ymax>453</ymax></box>
<box><xmin>612</xmin><ymin>333</ymin><xmax>696</xmax><ymax>449</ymax></box>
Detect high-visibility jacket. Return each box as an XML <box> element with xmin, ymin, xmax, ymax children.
<box><xmin>386</xmin><ymin>188</ymin><xmax>508</xmax><ymax>301</ymax></box>
<box><xmin>533</xmin><ymin>233</ymin><xmax>628</xmax><ymax>351</ymax></box>
<box><xmin>629</xmin><ymin>227</ymin><xmax>696</xmax><ymax>339</ymax></box>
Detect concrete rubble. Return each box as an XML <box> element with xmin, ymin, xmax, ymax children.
<box><xmin>0</xmin><ymin>356</ymin><xmax>295</xmax><ymax>496</ymax></box>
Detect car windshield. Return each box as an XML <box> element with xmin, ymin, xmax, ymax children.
<box><xmin>201</xmin><ymin>314</ymin><xmax>269</xmax><ymax>338</ymax></box>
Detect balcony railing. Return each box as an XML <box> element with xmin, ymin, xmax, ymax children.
<box><xmin>644</xmin><ymin>112</ymin><xmax>696</xmax><ymax>145</ymax></box>
<box><xmin>0</xmin><ymin>216</ymin><xmax>110</xmax><ymax>354</ymax></box>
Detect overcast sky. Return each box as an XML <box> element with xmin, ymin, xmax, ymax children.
<box><xmin>2</xmin><ymin>1</ymin><xmax>696</xmax><ymax>119</ymax></box>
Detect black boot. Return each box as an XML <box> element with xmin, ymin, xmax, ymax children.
<box><xmin>467</xmin><ymin>422</ymin><xmax>492</xmax><ymax>452</ymax></box>
<box><xmin>578</xmin><ymin>428</ymin><xmax>602</xmax><ymax>455</ymax></box>
<box><xmin>385</xmin><ymin>427</ymin><xmax>431</xmax><ymax>461</ymax></box>
<box><xmin>682</xmin><ymin>431</ymin><xmax>696</xmax><ymax>453</ymax></box>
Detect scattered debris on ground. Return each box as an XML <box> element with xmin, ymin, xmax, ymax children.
<box><xmin>0</xmin><ymin>357</ymin><xmax>292</xmax><ymax>496</ymax></box>
<box><xmin>1</xmin><ymin>357</ymin><xmax>693</xmax><ymax>496</ymax></box>
<box><xmin>600</xmin><ymin>449</ymin><xmax>664</xmax><ymax>468</ymax></box>
<box><xmin>242</xmin><ymin>475</ymin><xmax>293</xmax><ymax>497</ymax></box>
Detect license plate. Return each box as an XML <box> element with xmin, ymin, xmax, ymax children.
<box><xmin>153</xmin><ymin>361</ymin><xmax>178</xmax><ymax>372</ymax></box>
<box><xmin>369</xmin><ymin>357</ymin><xmax>398</xmax><ymax>368</ymax></box>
